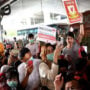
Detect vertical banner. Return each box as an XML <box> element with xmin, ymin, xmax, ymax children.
<box><xmin>37</xmin><ymin>26</ymin><xmax>56</xmax><ymax>44</ymax></box>
<box><xmin>62</xmin><ymin>0</ymin><xmax>81</xmax><ymax>24</ymax></box>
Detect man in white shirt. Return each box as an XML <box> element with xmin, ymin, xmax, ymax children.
<box><xmin>25</xmin><ymin>34</ymin><xmax>39</xmax><ymax>58</ymax></box>
<box><xmin>18</xmin><ymin>48</ymin><xmax>41</xmax><ymax>90</ymax></box>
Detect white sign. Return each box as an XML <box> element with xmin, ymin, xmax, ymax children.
<box><xmin>37</xmin><ymin>26</ymin><xmax>56</xmax><ymax>44</ymax></box>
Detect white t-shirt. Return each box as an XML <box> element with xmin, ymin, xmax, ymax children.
<box><xmin>18</xmin><ymin>59</ymin><xmax>41</xmax><ymax>90</ymax></box>
<box><xmin>25</xmin><ymin>43</ymin><xmax>39</xmax><ymax>56</ymax></box>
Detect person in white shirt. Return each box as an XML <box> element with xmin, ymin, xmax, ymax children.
<box><xmin>39</xmin><ymin>44</ymin><xmax>63</xmax><ymax>90</ymax></box>
<box><xmin>18</xmin><ymin>48</ymin><xmax>41</xmax><ymax>90</ymax></box>
<box><xmin>25</xmin><ymin>34</ymin><xmax>39</xmax><ymax>58</ymax></box>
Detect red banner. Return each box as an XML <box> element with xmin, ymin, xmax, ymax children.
<box><xmin>63</xmin><ymin>0</ymin><xmax>81</xmax><ymax>24</ymax></box>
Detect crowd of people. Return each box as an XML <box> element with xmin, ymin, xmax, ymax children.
<box><xmin>0</xmin><ymin>22</ymin><xmax>90</xmax><ymax>90</ymax></box>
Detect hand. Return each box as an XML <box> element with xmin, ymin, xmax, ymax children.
<box><xmin>55</xmin><ymin>44</ymin><xmax>63</xmax><ymax>56</ymax></box>
<box><xmin>54</xmin><ymin>74</ymin><xmax>64</xmax><ymax>90</ymax></box>
<box><xmin>57</xmin><ymin>44</ymin><xmax>64</xmax><ymax>50</ymax></box>
<box><xmin>26</xmin><ymin>64</ymin><xmax>33</xmax><ymax>76</ymax></box>
<box><xmin>53</xmin><ymin>44</ymin><xmax>64</xmax><ymax>64</ymax></box>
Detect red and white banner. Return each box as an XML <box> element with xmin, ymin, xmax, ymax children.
<box><xmin>37</xmin><ymin>26</ymin><xmax>56</xmax><ymax>44</ymax></box>
<box><xmin>62</xmin><ymin>0</ymin><xmax>81</xmax><ymax>24</ymax></box>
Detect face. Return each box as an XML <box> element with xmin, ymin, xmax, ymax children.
<box><xmin>7</xmin><ymin>77</ymin><xmax>18</xmax><ymax>88</ymax></box>
<box><xmin>66</xmin><ymin>36</ymin><xmax>74</xmax><ymax>45</ymax></box>
<box><xmin>23</xmin><ymin>52</ymin><xmax>31</xmax><ymax>62</ymax></box>
<box><xmin>29</xmin><ymin>37</ymin><xmax>34</xmax><ymax>44</ymax></box>
<box><xmin>65</xmin><ymin>80</ymin><xmax>81</xmax><ymax>90</ymax></box>
<box><xmin>29</xmin><ymin>37</ymin><xmax>33</xmax><ymax>39</ymax></box>
<box><xmin>7</xmin><ymin>77</ymin><xmax>18</xmax><ymax>82</ymax></box>
<box><xmin>46</xmin><ymin>53</ymin><xmax>54</xmax><ymax>61</ymax></box>
<box><xmin>47</xmin><ymin>46</ymin><xmax>53</xmax><ymax>54</ymax></box>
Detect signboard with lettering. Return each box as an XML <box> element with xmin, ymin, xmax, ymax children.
<box><xmin>37</xmin><ymin>26</ymin><xmax>56</xmax><ymax>44</ymax></box>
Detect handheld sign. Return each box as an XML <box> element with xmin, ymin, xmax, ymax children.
<box><xmin>37</xmin><ymin>26</ymin><xmax>56</xmax><ymax>44</ymax></box>
<box><xmin>62</xmin><ymin>0</ymin><xmax>81</xmax><ymax>24</ymax></box>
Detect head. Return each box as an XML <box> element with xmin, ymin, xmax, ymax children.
<box><xmin>46</xmin><ymin>43</ymin><xmax>55</xmax><ymax>61</ymax></box>
<box><xmin>0</xmin><ymin>65</ymin><xmax>12</xmax><ymax>74</ymax></box>
<box><xmin>65</xmin><ymin>78</ymin><xmax>89</xmax><ymax>90</ymax></box>
<box><xmin>58</xmin><ymin>59</ymin><xmax>69</xmax><ymax>82</ymax></box>
<box><xmin>65</xmin><ymin>80</ymin><xmax>81</xmax><ymax>90</ymax></box>
<box><xmin>58</xmin><ymin>59</ymin><xmax>69</xmax><ymax>73</ymax></box>
<box><xmin>8</xmin><ymin>50</ymin><xmax>19</xmax><ymax>66</ymax></box>
<box><xmin>13</xmin><ymin>37</ymin><xmax>16</xmax><ymax>42</ymax></box>
<box><xmin>46</xmin><ymin>43</ymin><xmax>55</xmax><ymax>54</ymax></box>
<box><xmin>28</xmin><ymin>34</ymin><xmax>34</xmax><ymax>44</ymax></box>
<box><xmin>6</xmin><ymin>67</ymin><xmax>19</xmax><ymax>88</ymax></box>
<box><xmin>10</xmin><ymin>49</ymin><xmax>19</xmax><ymax>58</ymax></box>
<box><xmin>66</xmin><ymin>32</ymin><xmax>75</xmax><ymax>46</ymax></box>
<box><xmin>19</xmin><ymin>48</ymin><xmax>31</xmax><ymax>62</ymax></box>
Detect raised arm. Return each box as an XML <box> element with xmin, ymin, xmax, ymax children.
<box><xmin>77</xmin><ymin>14</ymin><xmax>84</xmax><ymax>43</ymax></box>
<box><xmin>54</xmin><ymin>74</ymin><xmax>64</xmax><ymax>90</ymax></box>
<box><xmin>19</xmin><ymin>65</ymin><xmax>33</xmax><ymax>88</ymax></box>
<box><xmin>77</xmin><ymin>24</ymin><xmax>84</xmax><ymax>43</ymax></box>
<box><xmin>39</xmin><ymin>44</ymin><xmax>63</xmax><ymax>81</ymax></box>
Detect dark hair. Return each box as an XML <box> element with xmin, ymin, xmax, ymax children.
<box><xmin>58</xmin><ymin>59</ymin><xmax>69</xmax><ymax>82</ymax></box>
<box><xmin>46</xmin><ymin>43</ymin><xmax>52</xmax><ymax>47</ymax></box>
<box><xmin>58</xmin><ymin>59</ymin><xmax>69</xmax><ymax>69</ymax></box>
<box><xmin>46</xmin><ymin>43</ymin><xmax>56</xmax><ymax>50</ymax></box>
<box><xmin>19</xmin><ymin>48</ymin><xmax>30</xmax><ymax>60</ymax></box>
<box><xmin>28</xmin><ymin>34</ymin><xmax>34</xmax><ymax>38</ymax></box>
<box><xmin>6</xmin><ymin>67</ymin><xmax>23</xmax><ymax>90</ymax></box>
<box><xmin>14</xmin><ymin>60</ymin><xmax>22</xmax><ymax>69</ymax></box>
<box><xmin>13</xmin><ymin>37</ymin><xmax>16</xmax><ymax>41</ymax></box>
<box><xmin>66</xmin><ymin>32</ymin><xmax>75</xmax><ymax>38</ymax></box>
<box><xmin>6</xmin><ymin>67</ymin><xmax>19</xmax><ymax>80</ymax></box>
